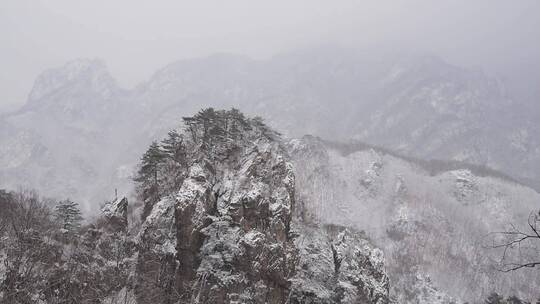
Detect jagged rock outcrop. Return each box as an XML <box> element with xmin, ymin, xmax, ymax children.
<box><xmin>100</xmin><ymin>196</ymin><xmax>128</xmax><ymax>233</ymax></box>
<box><xmin>134</xmin><ymin>109</ymin><xmax>390</xmax><ymax>303</ymax></box>
<box><xmin>290</xmin><ymin>224</ymin><xmax>389</xmax><ymax>304</ymax></box>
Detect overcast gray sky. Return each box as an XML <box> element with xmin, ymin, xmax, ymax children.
<box><xmin>1</xmin><ymin>0</ymin><xmax>539</xmax><ymax>109</ymax></box>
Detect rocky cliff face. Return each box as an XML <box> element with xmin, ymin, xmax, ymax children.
<box><xmin>122</xmin><ymin>109</ymin><xmax>391</xmax><ymax>303</ymax></box>
<box><xmin>290</xmin><ymin>224</ymin><xmax>389</xmax><ymax>303</ymax></box>
<box><xmin>135</xmin><ymin>109</ymin><xmax>298</xmax><ymax>303</ymax></box>
<box><xmin>288</xmin><ymin>135</ymin><xmax>540</xmax><ymax>303</ymax></box>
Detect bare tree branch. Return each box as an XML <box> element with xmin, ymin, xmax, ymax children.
<box><xmin>487</xmin><ymin>210</ymin><xmax>540</xmax><ymax>272</ymax></box>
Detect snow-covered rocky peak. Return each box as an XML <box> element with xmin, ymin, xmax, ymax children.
<box><xmin>134</xmin><ymin>109</ymin><xmax>390</xmax><ymax>303</ymax></box>
<box><xmin>27</xmin><ymin>58</ymin><xmax>118</xmax><ymax>104</ymax></box>
<box><xmin>136</xmin><ymin>109</ymin><xmax>295</xmax><ymax>302</ymax></box>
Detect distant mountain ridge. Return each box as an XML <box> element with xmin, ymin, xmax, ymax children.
<box><xmin>1</xmin><ymin>47</ymin><xmax>539</xmax><ymax>210</ymax></box>
<box><xmin>323</xmin><ymin>139</ymin><xmax>522</xmax><ymax>188</ymax></box>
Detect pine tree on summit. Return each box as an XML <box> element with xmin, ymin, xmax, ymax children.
<box><xmin>226</xmin><ymin>108</ymin><xmax>249</xmax><ymax>139</ymax></box>
<box><xmin>196</xmin><ymin>107</ymin><xmax>218</xmax><ymax>142</ymax></box>
<box><xmin>135</xmin><ymin>141</ymin><xmax>165</xmax><ymax>220</ymax></box>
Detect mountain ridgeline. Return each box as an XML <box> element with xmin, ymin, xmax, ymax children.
<box><xmin>0</xmin><ymin>109</ymin><xmax>390</xmax><ymax>303</ymax></box>
<box><xmin>2</xmin><ymin>48</ymin><xmax>540</xmax><ymax>209</ymax></box>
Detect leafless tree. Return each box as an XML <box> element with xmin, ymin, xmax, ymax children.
<box><xmin>0</xmin><ymin>189</ymin><xmax>58</xmax><ymax>303</ymax></box>
<box><xmin>487</xmin><ymin>210</ymin><xmax>540</xmax><ymax>272</ymax></box>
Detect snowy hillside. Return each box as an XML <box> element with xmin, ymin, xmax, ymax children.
<box><xmin>288</xmin><ymin>135</ymin><xmax>540</xmax><ymax>303</ymax></box>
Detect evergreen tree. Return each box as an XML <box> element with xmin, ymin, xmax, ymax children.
<box><xmin>135</xmin><ymin>141</ymin><xmax>166</xmax><ymax>220</ymax></box>
<box><xmin>228</xmin><ymin>108</ymin><xmax>249</xmax><ymax>137</ymax></box>
<box><xmin>160</xmin><ymin>130</ymin><xmax>188</xmax><ymax>191</ymax></box>
<box><xmin>182</xmin><ymin>116</ymin><xmax>198</xmax><ymax>141</ymax></box>
<box><xmin>197</xmin><ymin>107</ymin><xmax>218</xmax><ymax>141</ymax></box>
<box><xmin>161</xmin><ymin>130</ymin><xmax>186</xmax><ymax>165</ymax></box>
<box><xmin>54</xmin><ymin>200</ymin><xmax>83</xmax><ymax>232</ymax></box>
<box><xmin>136</xmin><ymin>141</ymin><xmax>165</xmax><ymax>187</ymax></box>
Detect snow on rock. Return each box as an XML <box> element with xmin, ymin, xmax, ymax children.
<box><xmin>290</xmin><ymin>224</ymin><xmax>389</xmax><ymax>304</ymax></box>
<box><xmin>167</xmin><ymin>110</ymin><xmax>297</xmax><ymax>303</ymax></box>
<box><xmin>135</xmin><ymin>109</ymin><xmax>390</xmax><ymax>303</ymax></box>
<box><xmin>137</xmin><ymin>196</ymin><xmax>177</xmax><ymax>255</ymax></box>
<box><xmin>100</xmin><ymin>196</ymin><xmax>128</xmax><ymax>232</ymax></box>
<box><xmin>449</xmin><ymin>169</ymin><xmax>479</xmax><ymax>203</ymax></box>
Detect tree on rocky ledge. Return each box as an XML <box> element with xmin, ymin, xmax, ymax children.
<box><xmin>135</xmin><ymin>140</ymin><xmax>166</xmax><ymax>220</ymax></box>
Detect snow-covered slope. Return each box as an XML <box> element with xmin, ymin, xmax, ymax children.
<box><xmin>288</xmin><ymin>135</ymin><xmax>540</xmax><ymax>303</ymax></box>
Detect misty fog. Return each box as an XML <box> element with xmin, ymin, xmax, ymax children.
<box><xmin>1</xmin><ymin>1</ymin><xmax>540</xmax><ymax>304</ymax></box>
<box><xmin>1</xmin><ymin>0</ymin><xmax>539</xmax><ymax>110</ymax></box>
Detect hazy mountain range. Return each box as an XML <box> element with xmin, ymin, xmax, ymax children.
<box><xmin>1</xmin><ymin>47</ymin><xmax>539</xmax><ymax>212</ymax></box>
